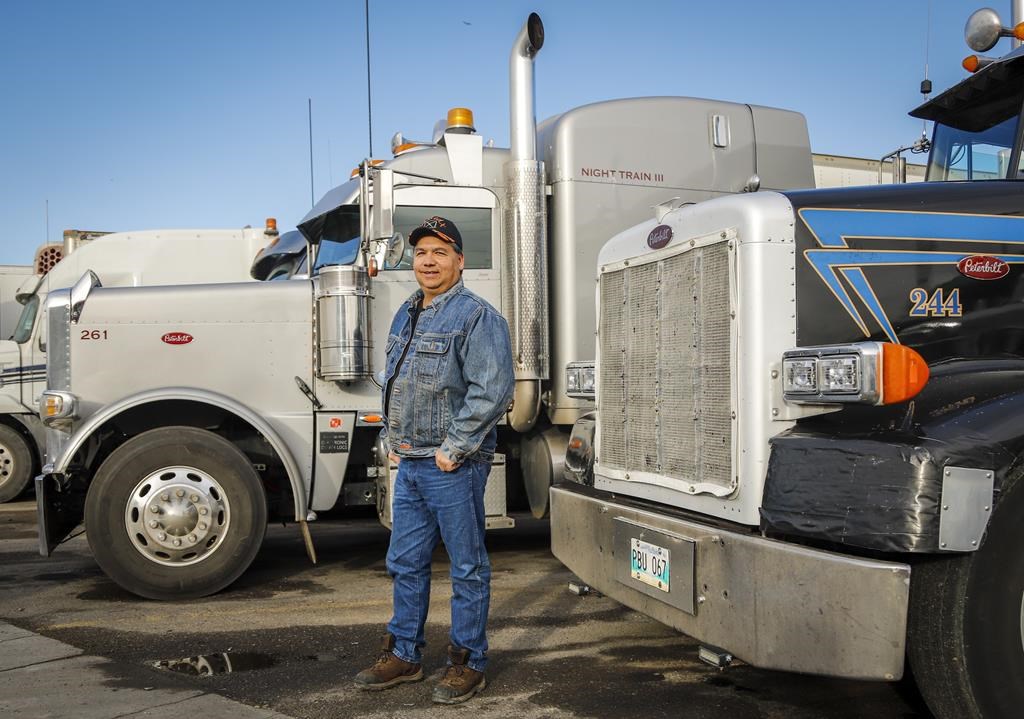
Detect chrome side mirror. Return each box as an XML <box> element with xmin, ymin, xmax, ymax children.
<box><xmin>369</xmin><ymin>168</ymin><xmax>394</xmax><ymax>241</ymax></box>
<box><xmin>966</xmin><ymin>8</ymin><xmax>1004</xmax><ymax>52</ymax></box>
<box><xmin>371</xmin><ymin>232</ymin><xmax>407</xmax><ymax>270</ymax></box>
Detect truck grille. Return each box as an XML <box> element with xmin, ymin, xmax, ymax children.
<box><xmin>598</xmin><ymin>241</ymin><xmax>733</xmax><ymax>491</ymax></box>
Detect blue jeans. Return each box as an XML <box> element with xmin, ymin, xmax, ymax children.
<box><xmin>386</xmin><ymin>457</ymin><xmax>491</xmax><ymax>672</ymax></box>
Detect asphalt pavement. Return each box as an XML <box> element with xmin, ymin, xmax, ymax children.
<box><xmin>0</xmin><ymin>499</ymin><xmax>933</xmax><ymax>719</ymax></box>
<box><xmin>0</xmin><ymin>621</ymin><xmax>292</xmax><ymax>718</ymax></box>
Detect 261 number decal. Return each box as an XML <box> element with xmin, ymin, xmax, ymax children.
<box><xmin>80</xmin><ymin>329</ymin><xmax>108</xmax><ymax>340</ymax></box>
<box><xmin>909</xmin><ymin>288</ymin><xmax>962</xmax><ymax>317</ymax></box>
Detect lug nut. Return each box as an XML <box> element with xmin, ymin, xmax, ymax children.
<box><xmin>173</xmin><ymin>539</ymin><xmax>181</xmax><ymax>547</ymax></box>
<box><xmin>200</xmin><ymin>508</ymin><xmax>208</xmax><ymax>516</ymax></box>
<box><xmin>175</xmin><ymin>489</ymin><xmax>185</xmax><ymax>498</ymax></box>
<box><xmin>161</xmin><ymin>493</ymin><xmax>170</xmax><ymax>502</ymax></box>
<box><xmin>198</xmin><ymin>523</ymin><xmax>207</xmax><ymax>531</ymax></box>
<box><xmin>190</xmin><ymin>494</ymin><xmax>199</xmax><ymax>503</ymax></box>
<box><xmin>150</xmin><ymin>505</ymin><xmax>159</xmax><ymax>513</ymax></box>
<box><xmin>188</xmin><ymin>534</ymin><xmax>197</xmax><ymax>543</ymax></box>
<box><xmin>158</xmin><ymin>532</ymin><xmax>167</xmax><ymax>541</ymax></box>
<box><xmin>149</xmin><ymin>520</ymin><xmax>159</xmax><ymax>529</ymax></box>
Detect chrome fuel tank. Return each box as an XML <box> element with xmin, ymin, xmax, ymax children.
<box><xmin>315</xmin><ymin>265</ymin><xmax>371</xmax><ymax>380</ymax></box>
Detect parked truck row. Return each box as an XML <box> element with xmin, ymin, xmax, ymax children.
<box><xmin>33</xmin><ymin>11</ymin><xmax>835</xmax><ymax>599</ymax></box>
<box><xmin>27</xmin><ymin>5</ymin><xmax>1022</xmax><ymax>719</ymax></box>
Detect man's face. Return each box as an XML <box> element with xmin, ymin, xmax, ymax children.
<box><xmin>413</xmin><ymin>235</ymin><xmax>464</xmax><ymax>298</ymax></box>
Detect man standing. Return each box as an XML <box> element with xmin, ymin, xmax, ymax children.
<box><xmin>354</xmin><ymin>216</ymin><xmax>514</xmax><ymax>704</ymax></box>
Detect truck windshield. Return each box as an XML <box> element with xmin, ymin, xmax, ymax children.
<box><xmin>12</xmin><ymin>294</ymin><xmax>38</xmax><ymax>344</ymax></box>
<box><xmin>927</xmin><ymin>114</ymin><xmax>1020</xmax><ymax>181</ymax></box>
<box><xmin>313</xmin><ymin>205</ymin><xmax>361</xmax><ymax>272</ymax></box>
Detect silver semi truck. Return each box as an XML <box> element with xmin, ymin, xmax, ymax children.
<box><xmin>33</xmin><ymin>14</ymin><xmax>819</xmax><ymax>600</ymax></box>
<box><xmin>0</xmin><ymin>224</ymin><xmax>276</xmax><ymax>502</ymax></box>
<box><xmin>551</xmin><ymin>6</ymin><xmax>1024</xmax><ymax>719</ymax></box>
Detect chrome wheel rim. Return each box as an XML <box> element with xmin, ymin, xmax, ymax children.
<box><xmin>124</xmin><ymin>466</ymin><xmax>230</xmax><ymax>566</ymax></box>
<box><xmin>0</xmin><ymin>440</ymin><xmax>17</xmax><ymax>490</ymax></box>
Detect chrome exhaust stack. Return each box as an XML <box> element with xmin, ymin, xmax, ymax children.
<box><xmin>504</xmin><ymin>12</ymin><xmax>547</xmax><ymax>432</ymax></box>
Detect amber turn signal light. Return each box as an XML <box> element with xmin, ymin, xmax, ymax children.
<box><xmin>881</xmin><ymin>343</ymin><xmax>929</xmax><ymax>405</ymax></box>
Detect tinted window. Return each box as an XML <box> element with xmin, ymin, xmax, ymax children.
<box><xmin>928</xmin><ymin>114</ymin><xmax>1018</xmax><ymax>180</ymax></box>
<box><xmin>12</xmin><ymin>294</ymin><xmax>38</xmax><ymax>344</ymax></box>
<box><xmin>314</xmin><ymin>206</ymin><xmax>360</xmax><ymax>272</ymax></box>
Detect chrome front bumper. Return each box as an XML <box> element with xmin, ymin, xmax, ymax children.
<box><xmin>550</xmin><ymin>484</ymin><xmax>910</xmax><ymax>680</ymax></box>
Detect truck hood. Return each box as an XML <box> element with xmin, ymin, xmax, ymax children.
<box><xmin>782</xmin><ymin>180</ymin><xmax>1024</xmax><ymax>362</ymax></box>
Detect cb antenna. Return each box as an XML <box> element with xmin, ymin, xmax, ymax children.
<box><xmin>916</xmin><ymin>0</ymin><xmax>933</xmax><ymax>152</ymax></box>
<box><xmin>365</xmin><ymin>0</ymin><xmax>373</xmax><ymax>157</ymax></box>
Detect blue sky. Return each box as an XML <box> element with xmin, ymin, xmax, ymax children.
<box><xmin>0</xmin><ymin>0</ymin><xmax>1007</xmax><ymax>264</ymax></box>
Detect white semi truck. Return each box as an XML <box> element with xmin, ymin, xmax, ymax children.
<box><xmin>551</xmin><ymin>6</ymin><xmax>1024</xmax><ymax>719</ymax></box>
<box><xmin>33</xmin><ymin>13</ymin><xmax>824</xmax><ymax>600</ymax></box>
<box><xmin>0</xmin><ymin>224</ymin><xmax>277</xmax><ymax>502</ymax></box>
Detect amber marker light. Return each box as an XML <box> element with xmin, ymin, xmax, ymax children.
<box><xmin>446</xmin><ymin>107</ymin><xmax>475</xmax><ymax>131</ymax></box>
<box><xmin>1015</xmin><ymin>22</ymin><xmax>1024</xmax><ymax>41</ymax></box>
<box><xmin>392</xmin><ymin>142</ymin><xmax>423</xmax><ymax>155</ymax></box>
<box><xmin>360</xmin><ymin>414</ymin><xmax>383</xmax><ymax>424</ymax></box>
<box><xmin>962</xmin><ymin>55</ymin><xmax>996</xmax><ymax>73</ymax></box>
<box><xmin>881</xmin><ymin>343</ymin><xmax>929</xmax><ymax>405</ymax></box>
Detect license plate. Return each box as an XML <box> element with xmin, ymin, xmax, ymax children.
<box><xmin>630</xmin><ymin>538</ymin><xmax>670</xmax><ymax>592</ymax></box>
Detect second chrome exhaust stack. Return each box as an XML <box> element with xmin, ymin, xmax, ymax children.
<box><xmin>504</xmin><ymin>12</ymin><xmax>548</xmax><ymax>432</ymax></box>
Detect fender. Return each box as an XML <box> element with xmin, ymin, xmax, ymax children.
<box><xmin>50</xmin><ymin>387</ymin><xmax>309</xmax><ymax>519</ymax></box>
<box><xmin>763</xmin><ymin>359</ymin><xmax>1024</xmax><ymax>553</ymax></box>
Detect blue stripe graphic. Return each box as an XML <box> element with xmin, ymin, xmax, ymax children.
<box><xmin>799</xmin><ymin>209</ymin><xmax>1024</xmax><ymax>344</ymax></box>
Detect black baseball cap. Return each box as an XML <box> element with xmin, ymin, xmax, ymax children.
<box><xmin>408</xmin><ymin>216</ymin><xmax>463</xmax><ymax>254</ymax></box>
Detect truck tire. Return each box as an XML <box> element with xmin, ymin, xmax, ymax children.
<box><xmin>907</xmin><ymin>469</ymin><xmax>1024</xmax><ymax>719</ymax></box>
<box><xmin>84</xmin><ymin>426</ymin><xmax>267</xmax><ymax>600</ymax></box>
<box><xmin>0</xmin><ymin>424</ymin><xmax>34</xmax><ymax>503</ymax></box>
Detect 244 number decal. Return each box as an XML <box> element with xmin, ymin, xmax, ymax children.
<box><xmin>909</xmin><ymin>288</ymin><xmax>962</xmax><ymax>317</ymax></box>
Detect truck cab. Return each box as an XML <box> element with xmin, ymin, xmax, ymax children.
<box><xmin>552</xmin><ymin>8</ymin><xmax>1024</xmax><ymax>719</ymax></box>
<box><xmin>0</xmin><ymin>226</ymin><xmax>275</xmax><ymax>503</ymax></box>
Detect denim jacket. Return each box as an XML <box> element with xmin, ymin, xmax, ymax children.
<box><xmin>380</xmin><ymin>280</ymin><xmax>515</xmax><ymax>464</ymax></box>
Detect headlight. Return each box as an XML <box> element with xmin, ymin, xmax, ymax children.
<box><xmin>782</xmin><ymin>358</ymin><xmax>817</xmax><ymax>394</ymax></box>
<box><xmin>782</xmin><ymin>342</ymin><xmax>928</xmax><ymax>405</ymax></box>
<box><xmin>565</xmin><ymin>361</ymin><xmax>596</xmax><ymax>400</ymax></box>
<box><xmin>40</xmin><ymin>390</ymin><xmax>78</xmax><ymax>426</ymax></box>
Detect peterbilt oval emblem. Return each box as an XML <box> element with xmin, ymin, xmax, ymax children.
<box><xmin>647</xmin><ymin>224</ymin><xmax>673</xmax><ymax>250</ymax></box>
<box><xmin>161</xmin><ymin>332</ymin><xmax>194</xmax><ymax>345</ymax></box>
<box><xmin>957</xmin><ymin>255</ymin><xmax>1009</xmax><ymax>280</ymax></box>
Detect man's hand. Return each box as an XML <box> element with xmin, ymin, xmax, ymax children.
<box><xmin>435</xmin><ymin>449</ymin><xmax>460</xmax><ymax>472</ymax></box>
<box><xmin>388</xmin><ymin>452</ymin><xmax>400</xmax><ymax>466</ymax></box>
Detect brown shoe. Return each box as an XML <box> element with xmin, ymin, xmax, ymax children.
<box><xmin>431</xmin><ymin>645</ymin><xmax>487</xmax><ymax>704</ymax></box>
<box><xmin>353</xmin><ymin>634</ymin><xmax>423</xmax><ymax>690</ymax></box>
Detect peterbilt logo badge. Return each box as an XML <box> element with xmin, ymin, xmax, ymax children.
<box><xmin>957</xmin><ymin>255</ymin><xmax>1009</xmax><ymax>280</ymax></box>
<box><xmin>647</xmin><ymin>224</ymin><xmax>672</xmax><ymax>250</ymax></box>
<box><xmin>161</xmin><ymin>332</ymin><xmax>194</xmax><ymax>345</ymax></box>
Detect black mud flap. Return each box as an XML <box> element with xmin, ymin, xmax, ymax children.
<box><xmin>35</xmin><ymin>474</ymin><xmax>85</xmax><ymax>557</ymax></box>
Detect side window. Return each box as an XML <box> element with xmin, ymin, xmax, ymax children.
<box><xmin>947</xmin><ymin>143</ymin><xmax>1009</xmax><ymax>180</ymax></box>
<box><xmin>389</xmin><ymin>206</ymin><xmax>491</xmax><ymax>270</ymax></box>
